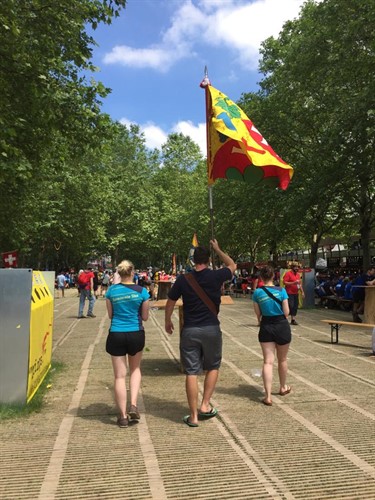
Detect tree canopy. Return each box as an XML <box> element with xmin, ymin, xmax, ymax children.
<box><xmin>1</xmin><ymin>0</ymin><xmax>374</xmax><ymax>271</ymax></box>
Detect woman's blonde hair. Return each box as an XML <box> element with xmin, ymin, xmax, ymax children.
<box><xmin>116</xmin><ymin>260</ymin><xmax>134</xmax><ymax>278</ymax></box>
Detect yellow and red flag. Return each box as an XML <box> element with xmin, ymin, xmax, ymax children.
<box><xmin>188</xmin><ymin>233</ymin><xmax>199</xmax><ymax>267</ymax></box>
<box><xmin>205</xmin><ymin>85</ymin><xmax>293</xmax><ymax>190</ymax></box>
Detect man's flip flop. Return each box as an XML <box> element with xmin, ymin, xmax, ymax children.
<box><xmin>183</xmin><ymin>415</ymin><xmax>198</xmax><ymax>427</ymax></box>
<box><xmin>198</xmin><ymin>408</ymin><xmax>218</xmax><ymax>419</ymax></box>
<box><xmin>262</xmin><ymin>399</ymin><xmax>272</xmax><ymax>406</ymax></box>
<box><xmin>279</xmin><ymin>386</ymin><xmax>292</xmax><ymax>396</ymax></box>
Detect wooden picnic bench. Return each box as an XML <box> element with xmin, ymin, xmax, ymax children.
<box><xmin>321</xmin><ymin>319</ymin><xmax>375</xmax><ymax>344</ymax></box>
<box><xmin>320</xmin><ymin>295</ymin><xmax>353</xmax><ymax>311</ymax></box>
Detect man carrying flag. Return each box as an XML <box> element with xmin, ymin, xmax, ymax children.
<box><xmin>165</xmin><ymin>239</ymin><xmax>236</xmax><ymax>427</ymax></box>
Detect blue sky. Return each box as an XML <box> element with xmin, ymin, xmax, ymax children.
<box><xmin>89</xmin><ymin>0</ymin><xmax>310</xmax><ymax>153</ymax></box>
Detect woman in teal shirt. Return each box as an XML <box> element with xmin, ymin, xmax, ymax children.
<box><xmin>252</xmin><ymin>265</ymin><xmax>291</xmax><ymax>406</ymax></box>
<box><xmin>106</xmin><ymin>260</ymin><xmax>149</xmax><ymax>428</ymax></box>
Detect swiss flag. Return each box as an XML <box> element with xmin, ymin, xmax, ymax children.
<box><xmin>2</xmin><ymin>250</ymin><xmax>18</xmax><ymax>268</ymax></box>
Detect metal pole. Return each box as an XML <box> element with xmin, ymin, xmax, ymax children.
<box><xmin>201</xmin><ymin>67</ymin><xmax>216</xmax><ymax>268</ymax></box>
<box><xmin>209</xmin><ymin>185</ymin><xmax>215</xmax><ymax>241</ymax></box>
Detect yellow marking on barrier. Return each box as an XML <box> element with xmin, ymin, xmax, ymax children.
<box><xmin>27</xmin><ymin>271</ymin><xmax>54</xmax><ymax>402</ymax></box>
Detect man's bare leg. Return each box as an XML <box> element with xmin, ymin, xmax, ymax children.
<box><xmin>199</xmin><ymin>369</ymin><xmax>219</xmax><ymax>413</ymax></box>
<box><xmin>185</xmin><ymin>375</ymin><xmax>199</xmax><ymax>425</ymax></box>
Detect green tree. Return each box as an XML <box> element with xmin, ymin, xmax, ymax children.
<box><xmin>253</xmin><ymin>0</ymin><xmax>375</xmax><ymax>268</ymax></box>
<box><xmin>0</xmin><ymin>0</ymin><xmax>126</xmax><ymax>164</ymax></box>
<box><xmin>0</xmin><ymin>0</ymin><xmax>127</xmax><ymax>266</ymax></box>
<box><xmin>97</xmin><ymin>123</ymin><xmax>157</xmax><ymax>268</ymax></box>
<box><xmin>152</xmin><ymin>133</ymin><xmax>209</xmax><ymax>268</ymax></box>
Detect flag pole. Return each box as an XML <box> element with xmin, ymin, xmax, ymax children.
<box><xmin>208</xmin><ymin>185</ymin><xmax>214</xmax><ymax>240</ymax></box>
<box><xmin>200</xmin><ymin>66</ymin><xmax>216</xmax><ymax>267</ymax></box>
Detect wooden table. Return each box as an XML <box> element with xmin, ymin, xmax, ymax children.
<box><xmin>353</xmin><ymin>286</ymin><xmax>375</xmax><ymax>324</ymax></box>
<box><xmin>152</xmin><ymin>295</ymin><xmax>234</xmax><ymax>334</ymax></box>
<box><xmin>364</xmin><ymin>286</ymin><xmax>375</xmax><ymax>324</ymax></box>
<box><xmin>156</xmin><ymin>280</ymin><xmax>173</xmax><ymax>300</ymax></box>
<box><xmin>321</xmin><ymin>319</ymin><xmax>375</xmax><ymax>344</ymax></box>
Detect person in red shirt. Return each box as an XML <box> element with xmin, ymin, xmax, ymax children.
<box><xmin>283</xmin><ymin>263</ymin><xmax>304</xmax><ymax>325</ymax></box>
<box><xmin>78</xmin><ymin>267</ymin><xmax>96</xmax><ymax>318</ymax></box>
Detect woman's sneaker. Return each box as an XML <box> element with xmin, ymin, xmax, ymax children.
<box><xmin>128</xmin><ymin>405</ymin><xmax>140</xmax><ymax>420</ymax></box>
<box><xmin>117</xmin><ymin>416</ymin><xmax>129</xmax><ymax>428</ymax></box>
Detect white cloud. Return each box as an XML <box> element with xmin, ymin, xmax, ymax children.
<box><xmin>120</xmin><ymin>117</ymin><xmax>206</xmax><ymax>154</ymax></box>
<box><xmin>197</xmin><ymin>0</ymin><xmax>235</xmax><ymax>12</ymax></box>
<box><xmin>104</xmin><ymin>46</ymin><xmax>172</xmax><ymax>71</ymax></box>
<box><xmin>203</xmin><ymin>0</ymin><xmax>306</xmax><ymax>68</ymax></box>
<box><xmin>120</xmin><ymin>117</ymin><xmax>168</xmax><ymax>150</ymax></box>
<box><xmin>172</xmin><ymin>121</ymin><xmax>207</xmax><ymax>155</ymax></box>
<box><xmin>142</xmin><ymin>124</ymin><xmax>169</xmax><ymax>150</ymax></box>
<box><xmin>104</xmin><ymin>1</ymin><xmax>204</xmax><ymax>70</ymax></box>
<box><xmin>103</xmin><ymin>0</ymin><xmax>312</xmax><ymax>71</ymax></box>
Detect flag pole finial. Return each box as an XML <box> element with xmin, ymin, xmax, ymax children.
<box><xmin>200</xmin><ymin>66</ymin><xmax>211</xmax><ymax>88</ymax></box>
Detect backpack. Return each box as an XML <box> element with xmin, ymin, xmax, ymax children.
<box><xmin>77</xmin><ymin>272</ymin><xmax>90</xmax><ymax>289</ymax></box>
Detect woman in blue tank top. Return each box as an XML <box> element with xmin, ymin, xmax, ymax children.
<box><xmin>252</xmin><ymin>265</ymin><xmax>292</xmax><ymax>406</ymax></box>
<box><xmin>105</xmin><ymin>260</ymin><xmax>150</xmax><ymax>427</ymax></box>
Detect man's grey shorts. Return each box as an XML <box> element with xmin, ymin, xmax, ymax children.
<box><xmin>180</xmin><ymin>325</ymin><xmax>222</xmax><ymax>375</ymax></box>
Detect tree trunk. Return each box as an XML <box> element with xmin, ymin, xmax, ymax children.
<box><xmin>111</xmin><ymin>247</ymin><xmax>119</xmax><ymax>270</ymax></box>
<box><xmin>309</xmin><ymin>240</ymin><xmax>320</xmax><ymax>268</ymax></box>
<box><xmin>359</xmin><ymin>183</ymin><xmax>373</xmax><ymax>271</ymax></box>
<box><xmin>269</xmin><ymin>240</ymin><xmax>277</xmax><ymax>264</ymax></box>
<box><xmin>360</xmin><ymin>223</ymin><xmax>371</xmax><ymax>271</ymax></box>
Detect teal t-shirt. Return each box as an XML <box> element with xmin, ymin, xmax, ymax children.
<box><xmin>106</xmin><ymin>283</ymin><xmax>149</xmax><ymax>332</ymax></box>
<box><xmin>252</xmin><ymin>286</ymin><xmax>288</xmax><ymax>316</ymax></box>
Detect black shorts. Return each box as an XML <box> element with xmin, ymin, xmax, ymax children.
<box><xmin>258</xmin><ymin>316</ymin><xmax>291</xmax><ymax>345</ymax></box>
<box><xmin>106</xmin><ymin>330</ymin><xmax>145</xmax><ymax>356</ymax></box>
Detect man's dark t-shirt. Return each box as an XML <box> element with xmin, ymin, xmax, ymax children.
<box><xmin>168</xmin><ymin>267</ymin><xmax>232</xmax><ymax>327</ymax></box>
<box><xmin>352</xmin><ymin>273</ymin><xmax>372</xmax><ymax>301</ymax></box>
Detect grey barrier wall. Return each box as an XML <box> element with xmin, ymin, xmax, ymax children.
<box><xmin>0</xmin><ymin>269</ymin><xmax>33</xmax><ymax>404</ymax></box>
<box><xmin>43</xmin><ymin>271</ymin><xmax>56</xmax><ymax>297</ymax></box>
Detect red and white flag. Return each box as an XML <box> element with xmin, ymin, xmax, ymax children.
<box><xmin>2</xmin><ymin>250</ymin><xmax>18</xmax><ymax>268</ymax></box>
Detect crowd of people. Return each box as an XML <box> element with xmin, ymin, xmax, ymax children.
<box><xmin>55</xmin><ymin>268</ymin><xmax>168</xmax><ymax>298</ymax></box>
<box><xmin>314</xmin><ymin>267</ymin><xmax>375</xmax><ymax>322</ymax></box>
<box><xmin>226</xmin><ymin>269</ymin><xmax>281</xmax><ymax>295</ymax></box>
<box><xmin>55</xmin><ymin>266</ymin><xmax>180</xmax><ymax>320</ymax></box>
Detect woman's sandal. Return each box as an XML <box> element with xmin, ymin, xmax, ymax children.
<box><xmin>279</xmin><ymin>386</ymin><xmax>292</xmax><ymax>396</ymax></box>
<box><xmin>262</xmin><ymin>399</ymin><xmax>272</xmax><ymax>406</ymax></box>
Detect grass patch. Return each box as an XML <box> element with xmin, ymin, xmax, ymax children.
<box><xmin>0</xmin><ymin>361</ymin><xmax>65</xmax><ymax>420</ymax></box>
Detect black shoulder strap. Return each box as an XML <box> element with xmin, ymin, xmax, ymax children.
<box><xmin>184</xmin><ymin>273</ymin><xmax>218</xmax><ymax>316</ymax></box>
<box><xmin>261</xmin><ymin>286</ymin><xmax>283</xmax><ymax>307</ymax></box>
